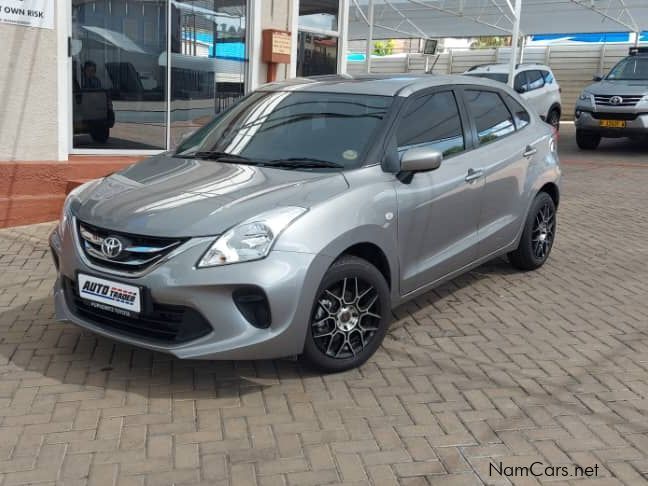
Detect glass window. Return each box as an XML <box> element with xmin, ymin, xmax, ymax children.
<box><xmin>169</xmin><ymin>1</ymin><xmax>247</xmax><ymax>148</ymax></box>
<box><xmin>542</xmin><ymin>70</ymin><xmax>555</xmax><ymax>84</ymax></box>
<box><xmin>71</xmin><ymin>0</ymin><xmax>168</xmax><ymax>149</ymax></box>
<box><xmin>505</xmin><ymin>95</ymin><xmax>531</xmax><ymax>129</ymax></box>
<box><xmin>514</xmin><ymin>72</ymin><xmax>527</xmax><ymax>92</ymax></box>
<box><xmin>526</xmin><ymin>70</ymin><xmax>545</xmax><ymax>91</ymax></box>
<box><xmin>465</xmin><ymin>90</ymin><xmax>515</xmax><ymax>145</ymax></box>
<box><xmin>607</xmin><ymin>57</ymin><xmax>648</xmax><ymax>80</ymax></box>
<box><xmin>396</xmin><ymin>91</ymin><xmax>465</xmax><ymax>156</ymax></box>
<box><xmin>297</xmin><ymin>32</ymin><xmax>338</xmax><ymax>76</ymax></box>
<box><xmin>299</xmin><ymin>0</ymin><xmax>339</xmax><ymax>31</ymax></box>
<box><xmin>176</xmin><ymin>92</ymin><xmax>392</xmax><ymax>168</ymax></box>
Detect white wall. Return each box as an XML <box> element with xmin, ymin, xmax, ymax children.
<box><xmin>348</xmin><ymin>44</ymin><xmax>633</xmax><ymax>118</ymax></box>
<box><xmin>0</xmin><ymin>23</ymin><xmax>60</xmax><ymax>161</ymax></box>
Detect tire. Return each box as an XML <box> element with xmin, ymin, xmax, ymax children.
<box><xmin>90</xmin><ymin>125</ymin><xmax>110</xmax><ymax>143</ymax></box>
<box><xmin>546</xmin><ymin>108</ymin><xmax>561</xmax><ymax>131</ymax></box>
<box><xmin>508</xmin><ymin>192</ymin><xmax>557</xmax><ymax>271</ymax></box>
<box><xmin>576</xmin><ymin>130</ymin><xmax>601</xmax><ymax>150</ymax></box>
<box><xmin>302</xmin><ymin>256</ymin><xmax>391</xmax><ymax>372</ymax></box>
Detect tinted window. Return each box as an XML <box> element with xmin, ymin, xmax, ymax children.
<box><xmin>505</xmin><ymin>95</ymin><xmax>531</xmax><ymax>129</ymax></box>
<box><xmin>464</xmin><ymin>90</ymin><xmax>515</xmax><ymax>145</ymax></box>
<box><xmin>397</xmin><ymin>91</ymin><xmax>465</xmax><ymax>156</ymax></box>
<box><xmin>514</xmin><ymin>72</ymin><xmax>527</xmax><ymax>92</ymax></box>
<box><xmin>542</xmin><ymin>70</ymin><xmax>555</xmax><ymax>84</ymax></box>
<box><xmin>607</xmin><ymin>57</ymin><xmax>648</xmax><ymax>80</ymax></box>
<box><xmin>526</xmin><ymin>70</ymin><xmax>545</xmax><ymax>90</ymax></box>
<box><xmin>176</xmin><ymin>92</ymin><xmax>392</xmax><ymax>168</ymax></box>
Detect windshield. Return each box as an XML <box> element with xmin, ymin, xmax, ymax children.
<box><xmin>464</xmin><ymin>72</ymin><xmax>509</xmax><ymax>84</ymax></box>
<box><xmin>175</xmin><ymin>91</ymin><xmax>393</xmax><ymax>169</ymax></box>
<box><xmin>607</xmin><ymin>57</ymin><xmax>648</xmax><ymax>81</ymax></box>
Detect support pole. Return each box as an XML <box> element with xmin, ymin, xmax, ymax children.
<box><xmin>365</xmin><ymin>0</ymin><xmax>374</xmax><ymax>74</ymax></box>
<box><xmin>508</xmin><ymin>0</ymin><xmax>522</xmax><ymax>88</ymax></box>
<box><xmin>634</xmin><ymin>32</ymin><xmax>640</xmax><ymax>48</ymax></box>
<box><xmin>519</xmin><ymin>33</ymin><xmax>526</xmax><ymax>63</ymax></box>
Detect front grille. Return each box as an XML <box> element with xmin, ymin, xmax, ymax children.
<box><xmin>594</xmin><ymin>95</ymin><xmax>643</xmax><ymax>107</ymax></box>
<box><xmin>77</xmin><ymin>221</ymin><xmax>187</xmax><ymax>273</ymax></box>
<box><xmin>591</xmin><ymin>112</ymin><xmax>640</xmax><ymax>121</ymax></box>
<box><xmin>63</xmin><ymin>278</ymin><xmax>212</xmax><ymax>343</ymax></box>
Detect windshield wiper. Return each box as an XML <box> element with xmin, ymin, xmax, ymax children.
<box><xmin>266</xmin><ymin>158</ymin><xmax>344</xmax><ymax>169</ymax></box>
<box><xmin>180</xmin><ymin>151</ymin><xmax>254</xmax><ymax>163</ymax></box>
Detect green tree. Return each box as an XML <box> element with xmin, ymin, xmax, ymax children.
<box><xmin>373</xmin><ymin>39</ymin><xmax>395</xmax><ymax>56</ymax></box>
<box><xmin>470</xmin><ymin>36</ymin><xmax>511</xmax><ymax>49</ymax></box>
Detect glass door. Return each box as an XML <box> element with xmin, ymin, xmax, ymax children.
<box><xmin>71</xmin><ymin>0</ymin><xmax>168</xmax><ymax>150</ymax></box>
<box><xmin>169</xmin><ymin>0</ymin><xmax>247</xmax><ymax>148</ymax></box>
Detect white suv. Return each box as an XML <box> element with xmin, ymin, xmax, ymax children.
<box><xmin>464</xmin><ymin>63</ymin><xmax>562</xmax><ymax>130</ymax></box>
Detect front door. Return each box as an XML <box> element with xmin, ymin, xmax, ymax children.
<box><xmin>395</xmin><ymin>90</ymin><xmax>483</xmax><ymax>295</ymax></box>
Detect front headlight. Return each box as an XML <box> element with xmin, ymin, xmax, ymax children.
<box><xmin>197</xmin><ymin>207</ymin><xmax>307</xmax><ymax>268</ymax></box>
<box><xmin>58</xmin><ymin>179</ymin><xmax>100</xmax><ymax>235</ymax></box>
<box><xmin>578</xmin><ymin>91</ymin><xmax>595</xmax><ymax>105</ymax></box>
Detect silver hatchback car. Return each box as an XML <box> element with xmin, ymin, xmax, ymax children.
<box><xmin>51</xmin><ymin>74</ymin><xmax>561</xmax><ymax>372</ymax></box>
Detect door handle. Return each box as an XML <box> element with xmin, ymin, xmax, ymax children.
<box><xmin>523</xmin><ymin>146</ymin><xmax>538</xmax><ymax>158</ymax></box>
<box><xmin>465</xmin><ymin>168</ymin><xmax>483</xmax><ymax>183</ymax></box>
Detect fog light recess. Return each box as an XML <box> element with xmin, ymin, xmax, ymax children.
<box><xmin>233</xmin><ymin>286</ymin><xmax>272</xmax><ymax>329</ymax></box>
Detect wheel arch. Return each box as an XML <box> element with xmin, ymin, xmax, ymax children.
<box><xmin>547</xmin><ymin>102</ymin><xmax>561</xmax><ymax>119</ymax></box>
<box><xmin>337</xmin><ymin>242</ymin><xmax>392</xmax><ymax>290</ymax></box>
<box><xmin>539</xmin><ymin>181</ymin><xmax>560</xmax><ymax>208</ymax></box>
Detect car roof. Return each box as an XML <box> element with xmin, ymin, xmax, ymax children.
<box><xmin>467</xmin><ymin>63</ymin><xmax>551</xmax><ymax>74</ymax></box>
<box><xmin>258</xmin><ymin>73</ymin><xmax>516</xmax><ymax>97</ymax></box>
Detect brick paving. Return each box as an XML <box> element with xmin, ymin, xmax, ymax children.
<box><xmin>1</xmin><ymin>146</ymin><xmax>648</xmax><ymax>484</ymax></box>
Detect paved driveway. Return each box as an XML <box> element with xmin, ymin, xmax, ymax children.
<box><xmin>1</xmin><ymin>128</ymin><xmax>647</xmax><ymax>485</ymax></box>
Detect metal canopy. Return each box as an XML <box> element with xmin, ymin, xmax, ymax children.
<box><xmin>349</xmin><ymin>0</ymin><xmax>648</xmax><ymax>40</ymax></box>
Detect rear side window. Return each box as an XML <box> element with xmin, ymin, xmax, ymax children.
<box><xmin>514</xmin><ymin>72</ymin><xmax>527</xmax><ymax>92</ymax></box>
<box><xmin>397</xmin><ymin>91</ymin><xmax>465</xmax><ymax>156</ymax></box>
<box><xmin>542</xmin><ymin>70</ymin><xmax>555</xmax><ymax>84</ymax></box>
<box><xmin>505</xmin><ymin>95</ymin><xmax>531</xmax><ymax>129</ymax></box>
<box><xmin>464</xmin><ymin>90</ymin><xmax>515</xmax><ymax>145</ymax></box>
<box><xmin>526</xmin><ymin>70</ymin><xmax>545</xmax><ymax>90</ymax></box>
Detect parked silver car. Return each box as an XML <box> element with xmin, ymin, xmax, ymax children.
<box><xmin>50</xmin><ymin>74</ymin><xmax>561</xmax><ymax>371</ymax></box>
<box><xmin>575</xmin><ymin>47</ymin><xmax>648</xmax><ymax>149</ymax></box>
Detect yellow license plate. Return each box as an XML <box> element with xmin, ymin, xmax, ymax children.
<box><xmin>599</xmin><ymin>119</ymin><xmax>626</xmax><ymax>128</ymax></box>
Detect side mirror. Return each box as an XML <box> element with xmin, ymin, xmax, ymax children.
<box><xmin>400</xmin><ymin>147</ymin><xmax>443</xmax><ymax>173</ymax></box>
<box><xmin>516</xmin><ymin>86</ymin><xmax>527</xmax><ymax>94</ymax></box>
<box><xmin>593</xmin><ymin>75</ymin><xmax>603</xmax><ymax>82</ymax></box>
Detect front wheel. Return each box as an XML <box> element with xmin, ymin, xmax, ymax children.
<box><xmin>508</xmin><ymin>192</ymin><xmax>557</xmax><ymax>271</ymax></box>
<box><xmin>302</xmin><ymin>256</ymin><xmax>391</xmax><ymax>372</ymax></box>
<box><xmin>576</xmin><ymin>130</ymin><xmax>601</xmax><ymax>150</ymax></box>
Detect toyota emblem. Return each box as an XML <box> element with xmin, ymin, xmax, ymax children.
<box><xmin>610</xmin><ymin>96</ymin><xmax>624</xmax><ymax>105</ymax></box>
<box><xmin>101</xmin><ymin>237</ymin><xmax>123</xmax><ymax>258</ymax></box>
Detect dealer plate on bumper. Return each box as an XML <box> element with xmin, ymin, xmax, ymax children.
<box><xmin>599</xmin><ymin>119</ymin><xmax>626</xmax><ymax>128</ymax></box>
<box><xmin>78</xmin><ymin>273</ymin><xmax>142</xmax><ymax>314</ymax></box>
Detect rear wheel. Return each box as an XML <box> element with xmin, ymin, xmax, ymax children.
<box><xmin>509</xmin><ymin>192</ymin><xmax>556</xmax><ymax>271</ymax></box>
<box><xmin>576</xmin><ymin>130</ymin><xmax>600</xmax><ymax>150</ymax></box>
<box><xmin>546</xmin><ymin>108</ymin><xmax>561</xmax><ymax>131</ymax></box>
<box><xmin>302</xmin><ymin>256</ymin><xmax>391</xmax><ymax>372</ymax></box>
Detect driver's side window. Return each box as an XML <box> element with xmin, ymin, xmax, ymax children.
<box><xmin>396</xmin><ymin>91</ymin><xmax>466</xmax><ymax>157</ymax></box>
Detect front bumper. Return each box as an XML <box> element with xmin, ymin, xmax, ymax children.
<box><xmin>574</xmin><ymin>107</ymin><xmax>648</xmax><ymax>137</ymax></box>
<box><xmin>50</xmin><ymin>223</ymin><xmax>333</xmax><ymax>360</ymax></box>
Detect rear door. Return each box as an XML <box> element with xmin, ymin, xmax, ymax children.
<box><xmin>394</xmin><ymin>89</ymin><xmax>483</xmax><ymax>295</ymax></box>
<box><xmin>461</xmin><ymin>88</ymin><xmax>536</xmax><ymax>258</ymax></box>
<box><xmin>523</xmin><ymin>70</ymin><xmax>548</xmax><ymax>117</ymax></box>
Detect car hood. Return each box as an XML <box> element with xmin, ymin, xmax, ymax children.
<box><xmin>72</xmin><ymin>154</ymin><xmax>349</xmax><ymax>237</ymax></box>
<box><xmin>585</xmin><ymin>80</ymin><xmax>648</xmax><ymax>96</ymax></box>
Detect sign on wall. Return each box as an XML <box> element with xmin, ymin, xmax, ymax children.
<box><xmin>0</xmin><ymin>0</ymin><xmax>54</xmax><ymax>30</ymax></box>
